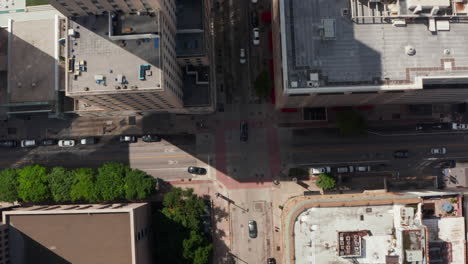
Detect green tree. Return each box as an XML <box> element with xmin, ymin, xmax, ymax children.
<box><xmin>0</xmin><ymin>168</ymin><xmax>19</xmax><ymax>202</ymax></box>
<box><xmin>124</xmin><ymin>169</ymin><xmax>156</xmax><ymax>200</ymax></box>
<box><xmin>253</xmin><ymin>71</ymin><xmax>272</xmax><ymax>97</ymax></box>
<box><xmin>96</xmin><ymin>162</ymin><xmax>127</xmax><ymax>201</ymax></box>
<box><xmin>48</xmin><ymin>167</ymin><xmax>74</xmax><ymax>202</ymax></box>
<box><xmin>162</xmin><ymin>188</ymin><xmax>206</xmax><ymax>230</ymax></box>
<box><xmin>17</xmin><ymin>164</ymin><xmax>50</xmax><ymax>202</ymax></box>
<box><xmin>193</xmin><ymin>244</ymin><xmax>213</xmax><ymax>264</ymax></box>
<box><xmin>316</xmin><ymin>173</ymin><xmax>336</xmax><ymax>190</ymax></box>
<box><xmin>336</xmin><ymin>110</ymin><xmax>367</xmax><ymax>136</ymax></box>
<box><xmin>70</xmin><ymin>168</ymin><xmax>98</xmax><ymax>202</ymax></box>
<box><xmin>182</xmin><ymin>230</ymin><xmax>204</xmax><ymax>260</ymax></box>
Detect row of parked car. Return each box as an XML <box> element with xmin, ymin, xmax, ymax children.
<box><xmin>0</xmin><ymin>134</ymin><xmax>163</xmax><ymax>148</ymax></box>
<box><xmin>310</xmin><ymin>165</ymin><xmax>371</xmax><ymax>175</ymax></box>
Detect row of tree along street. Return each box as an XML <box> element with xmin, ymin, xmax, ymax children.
<box><xmin>0</xmin><ymin>162</ymin><xmax>156</xmax><ymax>203</ymax></box>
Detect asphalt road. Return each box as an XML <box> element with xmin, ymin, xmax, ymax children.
<box><xmin>0</xmin><ymin>136</ymin><xmax>206</xmax><ymax>181</ymax></box>
<box><xmin>283</xmin><ymin>128</ymin><xmax>468</xmax><ymax>178</ymax></box>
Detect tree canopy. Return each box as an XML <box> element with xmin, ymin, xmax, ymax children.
<box><xmin>0</xmin><ymin>168</ymin><xmax>19</xmax><ymax>202</ymax></box>
<box><xmin>17</xmin><ymin>164</ymin><xmax>51</xmax><ymax>202</ymax></box>
<box><xmin>154</xmin><ymin>188</ymin><xmax>212</xmax><ymax>264</ymax></box>
<box><xmin>48</xmin><ymin>167</ymin><xmax>74</xmax><ymax>202</ymax></box>
<box><xmin>0</xmin><ymin>163</ymin><xmax>156</xmax><ymax>203</ymax></box>
<box><xmin>316</xmin><ymin>173</ymin><xmax>337</xmax><ymax>190</ymax></box>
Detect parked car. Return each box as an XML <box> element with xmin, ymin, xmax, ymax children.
<box><xmin>251</xmin><ymin>10</ymin><xmax>259</xmax><ymax>28</ymax></box>
<box><xmin>267</xmin><ymin>258</ymin><xmax>276</xmax><ymax>264</ymax></box>
<box><xmin>240</xmin><ymin>48</ymin><xmax>246</xmax><ymax>64</ymax></box>
<box><xmin>40</xmin><ymin>139</ymin><xmax>57</xmax><ymax>146</ymax></box>
<box><xmin>310</xmin><ymin>167</ymin><xmax>331</xmax><ymax>175</ymax></box>
<box><xmin>248</xmin><ymin>220</ymin><xmax>257</xmax><ymax>238</ymax></box>
<box><xmin>142</xmin><ymin>134</ymin><xmax>161</xmax><ymax>142</ymax></box>
<box><xmin>58</xmin><ymin>139</ymin><xmax>76</xmax><ymax>147</ymax></box>
<box><xmin>119</xmin><ymin>135</ymin><xmax>137</xmax><ymax>143</ymax></box>
<box><xmin>394</xmin><ymin>150</ymin><xmax>409</xmax><ymax>158</ymax></box>
<box><xmin>80</xmin><ymin>137</ymin><xmax>97</xmax><ymax>145</ymax></box>
<box><xmin>20</xmin><ymin>139</ymin><xmax>37</xmax><ymax>148</ymax></box>
<box><xmin>0</xmin><ymin>140</ymin><xmax>17</xmax><ymax>148</ymax></box>
<box><xmin>252</xmin><ymin>28</ymin><xmax>260</xmax><ymax>45</ymax></box>
<box><xmin>336</xmin><ymin>166</ymin><xmax>354</xmax><ymax>173</ymax></box>
<box><xmin>187</xmin><ymin>166</ymin><xmax>207</xmax><ymax>175</ymax></box>
<box><xmin>431</xmin><ymin>147</ymin><xmax>446</xmax><ymax>154</ymax></box>
<box><xmin>452</xmin><ymin>123</ymin><xmax>468</xmax><ymax>130</ymax></box>
<box><xmin>356</xmin><ymin>166</ymin><xmax>371</xmax><ymax>172</ymax></box>
<box><xmin>240</xmin><ymin>121</ymin><xmax>248</xmax><ymax>141</ymax></box>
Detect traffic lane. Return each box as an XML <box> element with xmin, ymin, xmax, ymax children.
<box><xmin>287</xmin><ymin>128</ymin><xmax>468</xmax><ymax>147</ymax></box>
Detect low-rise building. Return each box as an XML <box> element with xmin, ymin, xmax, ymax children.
<box><xmin>2</xmin><ymin>203</ymin><xmax>151</xmax><ymax>264</ymax></box>
<box><xmin>286</xmin><ymin>192</ymin><xmax>466</xmax><ymax>264</ymax></box>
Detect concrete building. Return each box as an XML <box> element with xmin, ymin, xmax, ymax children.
<box><xmin>2</xmin><ymin>203</ymin><xmax>151</xmax><ymax>264</ymax></box>
<box><xmin>0</xmin><ymin>6</ymin><xmax>67</xmax><ymax>119</ymax></box>
<box><xmin>285</xmin><ymin>192</ymin><xmax>466</xmax><ymax>264</ymax></box>
<box><xmin>272</xmin><ymin>0</ymin><xmax>468</xmax><ymax>110</ymax></box>
<box><xmin>65</xmin><ymin>8</ymin><xmax>184</xmax><ymax>115</ymax></box>
<box><xmin>175</xmin><ymin>0</ymin><xmax>211</xmax><ymax>67</ymax></box>
<box><xmin>49</xmin><ymin>0</ymin><xmax>177</xmax><ymax>18</ymax></box>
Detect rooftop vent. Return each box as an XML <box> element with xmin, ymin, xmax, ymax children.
<box><xmin>84</xmin><ymin>87</ymin><xmax>89</xmax><ymax>91</ymax></box>
<box><xmin>405</xmin><ymin>45</ymin><xmax>416</xmax><ymax>56</ymax></box>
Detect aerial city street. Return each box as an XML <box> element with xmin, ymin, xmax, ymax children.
<box><xmin>0</xmin><ymin>0</ymin><xmax>467</xmax><ymax>264</ymax></box>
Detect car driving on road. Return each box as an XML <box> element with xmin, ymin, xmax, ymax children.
<box><xmin>252</xmin><ymin>28</ymin><xmax>260</xmax><ymax>45</ymax></box>
<box><xmin>187</xmin><ymin>166</ymin><xmax>207</xmax><ymax>175</ymax></box>
<box><xmin>248</xmin><ymin>220</ymin><xmax>257</xmax><ymax>238</ymax></box>
<box><xmin>240</xmin><ymin>48</ymin><xmax>246</xmax><ymax>64</ymax></box>
<box><xmin>240</xmin><ymin>121</ymin><xmax>248</xmax><ymax>142</ymax></box>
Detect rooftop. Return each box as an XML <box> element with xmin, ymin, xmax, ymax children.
<box><xmin>8</xmin><ymin>18</ymin><xmax>57</xmax><ymax>104</ymax></box>
<box><xmin>67</xmin><ymin>14</ymin><xmax>162</xmax><ymax>95</ymax></box>
<box><xmin>294</xmin><ymin>204</ymin><xmax>427</xmax><ymax>264</ymax></box>
<box><xmin>175</xmin><ymin>0</ymin><xmax>206</xmax><ymax>57</ymax></box>
<box><xmin>0</xmin><ymin>0</ymin><xmax>25</xmax><ymax>13</ymax></box>
<box><xmin>280</xmin><ymin>0</ymin><xmax>468</xmax><ymax>92</ymax></box>
<box><xmin>3</xmin><ymin>203</ymin><xmax>148</xmax><ymax>264</ymax></box>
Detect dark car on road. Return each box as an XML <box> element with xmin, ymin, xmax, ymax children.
<box><xmin>142</xmin><ymin>134</ymin><xmax>161</xmax><ymax>142</ymax></box>
<box><xmin>0</xmin><ymin>140</ymin><xmax>17</xmax><ymax>148</ymax></box>
<box><xmin>240</xmin><ymin>121</ymin><xmax>248</xmax><ymax>142</ymax></box>
<box><xmin>394</xmin><ymin>150</ymin><xmax>409</xmax><ymax>158</ymax></box>
<box><xmin>267</xmin><ymin>258</ymin><xmax>276</xmax><ymax>264</ymax></box>
<box><xmin>248</xmin><ymin>220</ymin><xmax>257</xmax><ymax>238</ymax></box>
<box><xmin>40</xmin><ymin>139</ymin><xmax>57</xmax><ymax>146</ymax></box>
<box><xmin>188</xmin><ymin>166</ymin><xmax>207</xmax><ymax>175</ymax></box>
<box><xmin>251</xmin><ymin>10</ymin><xmax>259</xmax><ymax>27</ymax></box>
<box><xmin>119</xmin><ymin>135</ymin><xmax>137</xmax><ymax>143</ymax></box>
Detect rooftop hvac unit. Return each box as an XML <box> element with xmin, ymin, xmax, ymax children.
<box><xmin>290</xmin><ymin>81</ymin><xmax>298</xmax><ymax>88</ymax></box>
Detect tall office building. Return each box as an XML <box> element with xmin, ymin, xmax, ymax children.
<box><xmin>55</xmin><ymin>0</ymin><xmax>185</xmax><ymax>115</ymax></box>
<box><xmin>272</xmin><ymin>0</ymin><xmax>468</xmax><ymax>109</ymax></box>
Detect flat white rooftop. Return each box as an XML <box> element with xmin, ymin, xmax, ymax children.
<box><xmin>281</xmin><ymin>0</ymin><xmax>468</xmax><ymax>91</ymax></box>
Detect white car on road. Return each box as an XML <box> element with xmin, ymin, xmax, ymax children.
<box><xmin>431</xmin><ymin>147</ymin><xmax>446</xmax><ymax>154</ymax></box>
<box><xmin>252</xmin><ymin>28</ymin><xmax>260</xmax><ymax>45</ymax></box>
<box><xmin>58</xmin><ymin>139</ymin><xmax>76</xmax><ymax>147</ymax></box>
<box><xmin>310</xmin><ymin>167</ymin><xmax>331</xmax><ymax>175</ymax></box>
